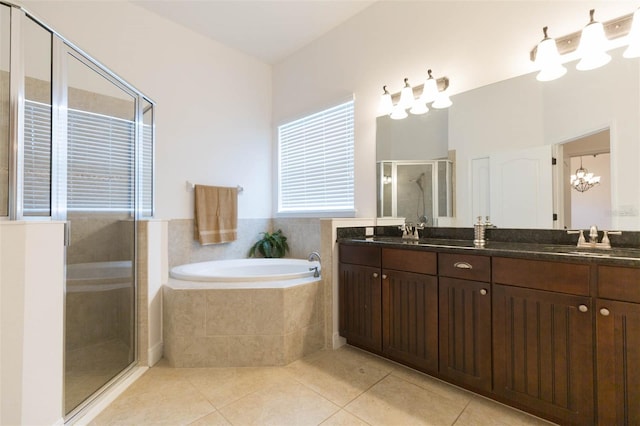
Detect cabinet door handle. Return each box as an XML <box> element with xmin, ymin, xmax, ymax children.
<box><xmin>578</xmin><ymin>304</ymin><xmax>588</xmax><ymax>313</ymax></box>
<box><xmin>372</xmin><ymin>272</ymin><xmax>379</xmax><ymax>278</ymax></box>
<box><xmin>382</xmin><ymin>274</ymin><xmax>388</xmax><ymax>280</ymax></box>
<box><xmin>454</xmin><ymin>262</ymin><xmax>473</xmax><ymax>269</ymax></box>
<box><xmin>480</xmin><ymin>289</ymin><xmax>488</xmax><ymax>296</ymax></box>
<box><xmin>600</xmin><ymin>308</ymin><xmax>610</xmax><ymax>316</ymax></box>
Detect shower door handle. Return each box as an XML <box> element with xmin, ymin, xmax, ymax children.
<box><xmin>64</xmin><ymin>221</ymin><xmax>71</xmax><ymax>247</ymax></box>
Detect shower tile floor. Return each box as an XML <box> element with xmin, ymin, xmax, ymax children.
<box><xmin>91</xmin><ymin>345</ymin><xmax>555</xmax><ymax>426</ymax></box>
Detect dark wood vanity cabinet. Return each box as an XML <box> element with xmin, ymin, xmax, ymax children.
<box><xmin>438</xmin><ymin>253</ymin><xmax>492</xmax><ymax>392</ymax></box>
<box><xmin>338</xmin><ymin>244</ymin><xmax>382</xmax><ymax>352</ymax></box>
<box><xmin>492</xmin><ymin>257</ymin><xmax>594</xmax><ymax>425</ymax></box>
<box><xmin>382</xmin><ymin>249</ymin><xmax>438</xmax><ymax>373</ymax></box>
<box><xmin>596</xmin><ymin>266</ymin><xmax>640</xmax><ymax>425</ymax></box>
<box><xmin>338</xmin><ymin>241</ymin><xmax>640</xmax><ymax>425</ymax></box>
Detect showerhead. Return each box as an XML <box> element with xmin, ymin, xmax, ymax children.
<box><xmin>410</xmin><ymin>172</ymin><xmax>426</xmax><ymax>192</ymax></box>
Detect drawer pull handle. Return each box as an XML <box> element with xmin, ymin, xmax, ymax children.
<box><xmin>480</xmin><ymin>289</ymin><xmax>488</xmax><ymax>296</ymax></box>
<box><xmin>382</xmin><ymin>274</ymin><xmax>388</xmax><ymax>279</ymax></box>
<box><xmin>454</xmin><ymin>262</ymin><xmax>473</xmax><ymax>269</ymax></box>
<box><xmin>600</xmin><ymin>308</ymin><xmax>610</xmax><ymax>316</ymax></box>
<box><xmin>578</xmin><ymin>304</ymin><xmax>588</xmax><ymax>313</ymax></box>
<box><xmin>372</xmin><ymin>272</ymin><xmax>379</xmax><ymax>278</ymax></box>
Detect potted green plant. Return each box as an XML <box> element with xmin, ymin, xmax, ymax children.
<box><xmin>248</xmin><ymin>229</ymin><xmax>290</xmax><ymax>258</ymax></box>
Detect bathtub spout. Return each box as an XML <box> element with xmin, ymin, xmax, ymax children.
<box><xmin>307</xmin><ymin>251</ymin><xmax>321</xmax><ymax>263</ymax></box>
<box><xmin>308</xmin><ymin>252</ymin><xmax>321</xmax><ymax>277</ymax></box>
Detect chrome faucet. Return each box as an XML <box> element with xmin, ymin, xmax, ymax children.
<box><xmin>308</xmin><ymin>251</ymin><xmax>321</xmax><ymax>277</ymax></box>
<box><xmin>399</xmin><ymin>223</ymin><xmax>422</xmax><ymax>240</ymax></box>
<box><xmin>589</xmin><ymin>225</ymin><xmax>599</xmax><ymax>244</ymax></box>
<box><xmin>568</xmin><ymin>225</ymin><xmax>622</xmax><ymax>249</ymax></box>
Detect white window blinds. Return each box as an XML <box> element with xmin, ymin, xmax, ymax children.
<box><xmin>278</xmin><ymin>100</ymin><xmax>355</xmax><ymax>214</ymax></box>
<box><xmin>67</xmin><ymin>105</ymin><xmax>135</xmax><ymax>212</ymax></box>
<box><xmin>23</xmin><ymin>99</ymin><xmax>153</xmax><ymax>214</ymax></box>
<box><xmin>23</xmin><ymin>100</ymin><xmax>52</xmax><ymax>214</ymax></box>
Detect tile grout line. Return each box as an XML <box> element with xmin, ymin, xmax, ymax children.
<box><xmin>339</xmin><ymin>367</ymin><xmax>395</xmax><ymax>408</ymax></box>
<box><xmin>450</xmin><ymin>394</ymin><xmax>476</xmax><ymax>425</ymax></box>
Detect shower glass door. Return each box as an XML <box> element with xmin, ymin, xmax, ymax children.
<box><xmin>63</xmin><ymin>50</ymin><xmax>137</xmax><ymax>415</ymax></box>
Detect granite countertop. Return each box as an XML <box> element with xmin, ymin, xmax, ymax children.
<box><xmin>339</xmin><ymin>236</ymin><xmax>640</xmax><ymax>267</ymax></box>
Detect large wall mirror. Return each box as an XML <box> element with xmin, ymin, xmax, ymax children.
<box><xmin>376</xmin><ymin>46</ymin><xmax>640</xmax><ymax>231</ymax></box>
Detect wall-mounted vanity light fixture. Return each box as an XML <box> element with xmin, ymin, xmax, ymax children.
<box><xmin>531</xmin><ymin>8</ymin><xmax>640</xmax><ymax>81</ymax></box>
<box><xmin>378</xmin><ymin>70</ymin><xmax>452</xmax><ymax>120</ymax></box>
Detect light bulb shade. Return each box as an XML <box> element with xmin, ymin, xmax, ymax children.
<box><xmin>534</xmin><ymin>37</ymin><xmax>567</xmax><ymax>81</ymax></box>
<box><xmin>399</xmin><ymin>80</ymin><xmax>414</xmax><ymax>109</ymax></box>
<box><xmin>409</xmin><ymin>99</ymin><xmax>429</xmax><ymax>115</ymax></box>
<box><xmin>378</xmin><ymin>91</ymin><xmax>393</xmax><ymax>116</ymax></box>
<box><xmin>432</xmin><ymin>90</ymin><xmax>452</xmax><ymax>109</ymax></box>
<box><xmin>420</xmin><ymin>77</ymin><xmax>439</xmax><ymax>103</ymax></box>
<box><xmin>577</xmin><ymin>20</ymin><xmax>611</xmax><ymax>71</ymax></box>
<box><xmin>624</xmin><ymin>8</ymin><xmax>640</xmax><ymax>58</ymax></box>
<box><xmin>390</xmin><ymin>103</ymin><xmax>408</xmax><ymax>120</ymax></box>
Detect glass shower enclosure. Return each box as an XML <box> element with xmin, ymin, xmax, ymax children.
<box><xmin>377</xmin><ymin>160</ymin><xmax>453</xmax><ymax>225</ymax></box>
<box><xmin>0</xmin><ymin>2</ymin><xmax>154</xmax><ymax>419</ymax></box>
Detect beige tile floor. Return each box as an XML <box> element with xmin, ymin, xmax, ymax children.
<box><xmin>91</xmin><ymin>346</ymin><xmax>555</xmax><ymax>426</ymax></box>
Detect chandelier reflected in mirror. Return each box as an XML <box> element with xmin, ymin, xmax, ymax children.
<box><xmin>570</xmin><ymin>155</ymin><xmax>601</xmax><ymax>192</ymax></box>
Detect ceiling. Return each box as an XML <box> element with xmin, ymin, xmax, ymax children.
<box><xmin>132</xmin><ymin>0</ymin><xmax>377</xmax><ymax>64</ymax></box>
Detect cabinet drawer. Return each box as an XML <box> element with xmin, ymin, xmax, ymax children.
<box><xmin>339</xmin><ymin>244</ymin><xmax>381</xmax><ymax>267</ymax></box>
<box><xmin>382</xmin><ymin>248</ymin><xmax>436</xmax><ymax>275</ymax></box>
<box><xmin>493</xmin><ymin>257</ymin><xmax>590</xmax><ymax>296</ymax></box>
<box><xmin>438</xmin><ymin>253</ymin><xmax>490</xmax><ymax>282</ymax></box>
<box><xmin>598</xmin><ymin>265</ymin><xmax>640</xmax><ymax>303</ymax></box>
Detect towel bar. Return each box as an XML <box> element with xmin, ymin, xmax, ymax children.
<box><xmin>186</xmin><ymin>181</ymin><xmax>243</xmax><ymax>193</ymax></box>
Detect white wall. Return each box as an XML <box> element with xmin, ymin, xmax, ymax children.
<box><xmin>0</xmin><ymin>222</ymin><xmax>64</xmax><ymax>425</ymax></box>
<box><xmin>273</xmin><ymin>1</ymin><xmax>638</xmax><ymax>218</ymax></box>
<box><xmin>21</xmin><ymin>0</ymin><xmax>273</xmax><ymax>220</ymax></box>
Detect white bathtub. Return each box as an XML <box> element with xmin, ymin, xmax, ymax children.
<box><xmin>164</xmin><ymin>257</ymin><xmax>324</xmax><ymax>366</ymax></box>
<box><xmin>168</xmin><ymin>258</ymin><xmax>321</xmax><ymax>289</ymax></box>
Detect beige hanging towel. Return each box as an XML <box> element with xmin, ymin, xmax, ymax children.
<box><xmin>194</xmin><ymin>185</ymin><xmax>238</xmax><ymax>245</ymax></box>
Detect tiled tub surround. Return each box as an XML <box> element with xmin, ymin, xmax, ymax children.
<box><xmin>163</xmin><ymin>278</ymin><xmax>324</xmax><ymax>367</ymax></box>
<box><xmin>168</xmin><ymin>218</ymin><xmax>321</xmax><ymax>268</ymax></box>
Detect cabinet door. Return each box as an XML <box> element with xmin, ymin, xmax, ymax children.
<box><xmin>339</xmin><ymin>263</ymin><xmax>382</xmax><ymax>352</ymax></box>
<box><xmin>439</xmin><ymin>277</ymin><xmax>492</xmax><ymax>391</ymax></box>
<box><xmin>596</xmin><ymin>298</ymin><xmax>640</xmax><ymax>425</ymax></box>
<box><xmin>493</xmin><ymin>284</ymin><xmax>594</xmax><ymax>425</ymax></box>
<box><xmin>382</xmin><ymin>270</ymin><xmax>438</xmax><ymax>373</ymax></box>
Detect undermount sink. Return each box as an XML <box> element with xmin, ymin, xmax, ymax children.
<box><xmin>544</xmin><ymin>246</ymin><xmax>640</xmax><ymax>259</ymax></box>
<box><xmin>563</xmin><ymin>251</ymin><xmax>612</xmax><ymax>257</ymax></box>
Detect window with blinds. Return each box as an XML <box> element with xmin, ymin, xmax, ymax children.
<box><xmin>278</xmin><ymin>100</ymin><xmax>355</xmax><ymax>214</ymax></box>
<box><xmin>23</xmin><ymin>100</ymin><xmax>52</xmax><ymax>214</ymax></box>
<box><xmin>23</xmin><ymin>99</ymin><xmax>153</xmax><ymax>214</ymax></box>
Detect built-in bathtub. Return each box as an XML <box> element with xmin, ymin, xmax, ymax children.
<box><xmin>164</xmin><ymin>258</ymin><xmax>324</xmax><ymax>367</ymax></box>
<box><xmin>66</xmin><ymin>260</ymin><xmax>133</xmax><ymax>292</ymax></box>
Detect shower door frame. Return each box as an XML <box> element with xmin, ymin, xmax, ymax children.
<box><xmin>57</xmin><ymin>42</ymin><xmax>141</xmax><ymax>421</ymax></box>
<box><xmin>4</xmin><ymin>2</ymin><xmax>155</xmax><ymax>421</ymax></box>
